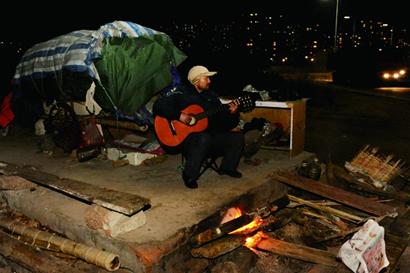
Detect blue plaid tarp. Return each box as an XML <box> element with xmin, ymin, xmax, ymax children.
<box><xmin>13</xmin><ymin>21</ymin><xmax>160</xmax><ymax>83</ymax></box>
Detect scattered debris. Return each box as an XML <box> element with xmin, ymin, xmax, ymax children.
<box><xmin>346</xmin><ymin>145</ymin><xmax>406</xmax><ymax>189</ymax></box>
<box><xmin>338</xmin><ymin>219</ymin><xmax>389</xmax><ymax>273</ymax></box>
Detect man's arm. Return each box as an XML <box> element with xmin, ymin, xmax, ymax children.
<box><xmin>153</xmin><ymin>93</ymin><xmax>182</xmax><ymax>121</ymax></box>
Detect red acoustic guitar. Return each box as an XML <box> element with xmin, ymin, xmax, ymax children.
<box><xmin>154</xmin><ymin>95</ymin><xmax>255</xmax><ymax>147</ymax></box>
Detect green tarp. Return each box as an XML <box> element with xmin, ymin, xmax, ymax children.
<box><xmin>94</xmin><ymin>35</ymin><xmax>187</xmax><ymax>114</ymax></box>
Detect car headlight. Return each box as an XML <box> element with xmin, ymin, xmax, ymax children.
<box><xmin>381</xmin><ymin>68</ymin><xmax>407</xmax><ymax>80</ymax></box>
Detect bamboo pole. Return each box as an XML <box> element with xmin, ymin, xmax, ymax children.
<box><xmin>0</xmin><ymin>218</ymin><xmax>120</xmax><ymax>271</ymax></box>
<box><xmin>0</xmin><ymin>229</ymin><xmax>86</xmax><ymax>273</ymax></box>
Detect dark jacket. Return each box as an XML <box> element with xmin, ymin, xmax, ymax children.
<box><xmin>153</xmin><ymin>84</ymin><xmax>239</xmax><ymax>132</ymax></box>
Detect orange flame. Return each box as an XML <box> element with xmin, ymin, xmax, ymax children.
<box><xmin>244</xmin><ymin>231</ymin><xmax>265</xmax><ymax>249</ymax></box>
<box><xmin>220</xmin><ymin>207</ymin><xmax>242</xmax><ymax>224</ymax></box>
<box><xmin>229</xmin><ymin>216</ymin><xmax>264</xmax><ymax>235</ymax></box>
<box><xmin>220</xmin><ymin>207</ymin><xmax>264</xmax><ymax>235</ymax></box>
<box><xmin>220</xmin><ymin>207</ymin><xmax>270</xmax><ymax>254</ymax></box>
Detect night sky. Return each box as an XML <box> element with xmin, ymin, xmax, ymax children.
<box><xmin>2</xmin><ymin>0</ymin><xmax>408</xmax><ymax>45</ymax></box>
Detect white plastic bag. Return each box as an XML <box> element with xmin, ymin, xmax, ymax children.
<box><xmin>338</xmin><ymin>219</ymin><xmax>389</xmax><ymax>273</ymax></box>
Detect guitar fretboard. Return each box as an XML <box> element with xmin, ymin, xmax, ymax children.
<box><xmin>195</xmin><ymin>104</ymin><xmax>230</xmax><ymax>120</ymax></box>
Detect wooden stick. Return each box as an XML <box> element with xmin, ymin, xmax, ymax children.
<box><xmin>288</xmin><ymin>200</ymin><xmax>340</xmax><ymax>208</ymax></box>
<box><xmin>288</xmin><ymin>194</ymin><xmax>364</xmax><ymax>223</ymax></box>
<box><xmin>316</xmin><ymin>214</ymin><xmax>387</xmax><ymax>242</ymax></box>
<box><xmin>301</xmin><ymin>210</ymin><xmax>341</xmax><ymax>232</ymax></box>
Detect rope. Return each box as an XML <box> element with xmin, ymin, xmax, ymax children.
<box><xmin>46</xmin><ymin>233</ymin><xmax>56</xmax><ymax>249</ymax></box>
<box><xmin>31</xmin><ymin>230</ymin><xmax>42</xmax><ymax>246</ymax></box>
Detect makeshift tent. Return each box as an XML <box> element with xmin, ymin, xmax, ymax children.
<box><xmin>12</xmin><ymin>21</ymin><xmax>187</xmax><ymax>121</ymax></box>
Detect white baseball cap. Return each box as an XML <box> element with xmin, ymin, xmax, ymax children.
<box><xmin>187</xmin><ymin>65</ymin><xmax>217</xmax><ymax>84</ymax></box>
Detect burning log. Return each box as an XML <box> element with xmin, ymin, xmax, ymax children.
<box><xmin>191</xmin><ymin>198</ymin><xmax>287</xmax><ymax>248</ymax></box>
<box><xmin>191</xmin><ymin>235</ymin><xmax>246</xmax><ymax>258</ymax></box>
<box><xmin>262</xmin><ymin>208</ymin><xmax>296</xmax><ymax>232</ymax></box>
<box><xmin>190</xmin><ymin>214</ymin><xmax>253</xmax><ymax>248</ymax></box>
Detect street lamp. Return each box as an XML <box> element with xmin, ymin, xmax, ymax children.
<box><xmin>333</xmin><ymin>0</ymin><xmax>340</xmax><ymax>51</ymax></box>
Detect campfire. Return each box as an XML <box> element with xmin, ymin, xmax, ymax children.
<box><xmin>190</xmin><ymin>192</ymin><xmax>341</xmax><ymax>269</ymax></box>
<box><xmin>221</xmin><ymin>207</ymin><xmax>265</xmax><ymax>250</ymax></box>
<box><xmin>190</xmin><ymin>196</ymin><xmax>291</xmax><ymax>259</ymax></box>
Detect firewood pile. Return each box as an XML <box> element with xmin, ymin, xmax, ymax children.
<box><xmin>345</xmin><ymin>145</ymin><xmax>406</xmax><ymax>189</ymax></box>
<box><xmin>186</xmin><ymin>166</ymin><xmax>406</xmax><ymax>273</ymax></box>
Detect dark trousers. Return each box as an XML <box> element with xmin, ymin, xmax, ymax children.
<box><xmin>181</xmin><ymin>131</ymin><xmax>244</xmax><ymax>180</ymax></box>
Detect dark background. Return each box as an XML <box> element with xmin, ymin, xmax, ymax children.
<box><xmin>2</xmin><ymin>0</ymin><xmax>409</xmax><ymax>44</ymax></box>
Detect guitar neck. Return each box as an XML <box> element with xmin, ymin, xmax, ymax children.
<box><xmin>199</xmin><ymin>104</ymin><xmax>229</xmax><ymax>119</ymax></box>
<box><xmin>195</xmin><ymin>96</ymin><xmax>253</xmax><ymax>120</ymax></box>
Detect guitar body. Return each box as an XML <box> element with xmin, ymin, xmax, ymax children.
<box><xmin>154</xmin><ymin>104</ymin><xmax>208</xmax><ymax>147</ymax></box>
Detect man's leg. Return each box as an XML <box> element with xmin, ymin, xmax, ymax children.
<box><xmin>182</xmin><ymin>132</ymin><xmax>212</xmax><ymax>181</ymax></box>
<box><xmin>212</xmin><ymin>132</ymin><xmax>244</xmax><ymax>173</ymax></box>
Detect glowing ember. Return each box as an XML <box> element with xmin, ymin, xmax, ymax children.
<box><xmin>229</xmin><ymin>216</ymin><xmax>264</xmax><ymax>235</ymax></box>
<box><xmin>244</xmin><ymin>231</ymin><xmax>265</xmax><ymax>249</ymax></box>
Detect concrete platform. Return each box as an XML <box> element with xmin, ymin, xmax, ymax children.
<box><xmin>0</xmin><ymin>133</ymin><xmax>313</xmax><ymax>272</ymax></box>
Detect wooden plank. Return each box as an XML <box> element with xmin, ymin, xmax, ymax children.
<box><xmin>270</xmin><ymin>171</ymin><xmax>396</xmax><ymax>217</ymax></box>
<box><xmin>0</xmin><ymin>161</ymin><xmax>150</xmax><ymax>215</ymax></box>
<box><xmin>256</xmin><ymin>237</ymin><xmax>339</xmax><ymax>267</ymax></box>
<box><xmin>290</xmin><ymin>99</ymin><xmax>306</xmax><ymax>157</ymax></box>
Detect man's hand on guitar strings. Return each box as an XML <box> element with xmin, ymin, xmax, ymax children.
<box><xmin>228</xmin><ymin>100</ymin><xmax>239</xmax><ymax>114</ymax></box>
<box><xmin>180</xmin><ymin>112</ymin><xmax>196</xmax><ymax>125</ymax></box>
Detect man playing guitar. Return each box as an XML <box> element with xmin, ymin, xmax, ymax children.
<box><xmin>153</xmin><ymin>65</ymin><xmax>244</xmax><ymax>189</ymax></box>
